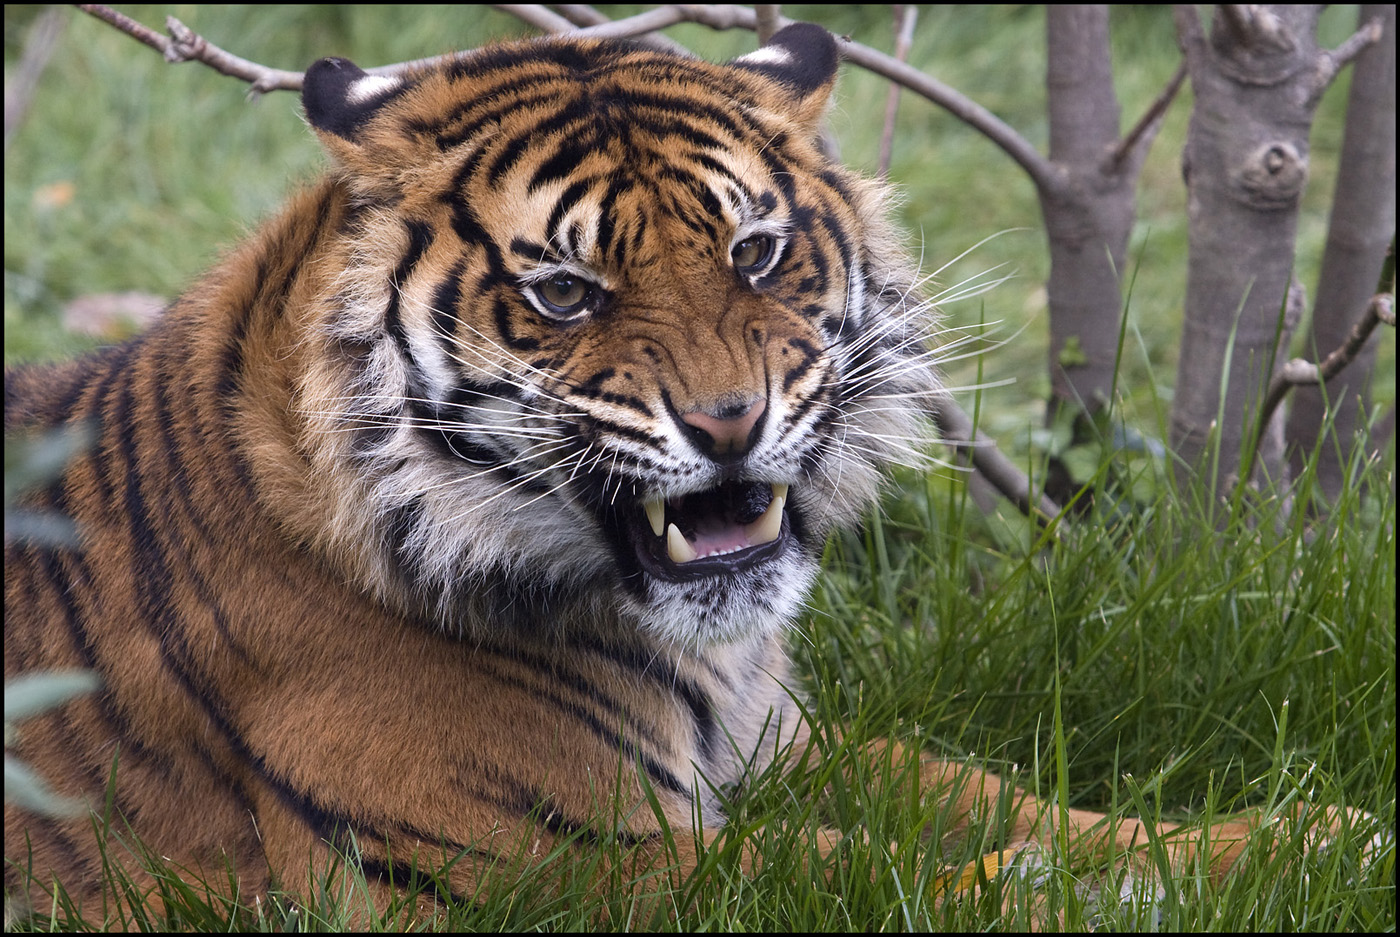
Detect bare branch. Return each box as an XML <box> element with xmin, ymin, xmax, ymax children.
<box><xmin>878</xmin><ymin>5</ymin><xmax>918</xmax><ymax>179</ymax></box>
<box><xmin>83</xmin><ymin>4</ymin><xmax>552</xmax><ymax>93</ymax></box>
<box><xmin>75</xmin><ymin>4</ymin><xmax>167</xmax><ymax>55</ymax></box>
<box><xmin>1107</xmin><ymin>61</ymin><xmax>1187</xmax><ymax>172</ymax></box>
<box><xmin>844</xmin><ymin>42</ymin><xmax>1062</xmax><ymax>193</ymax></box>
<box><xmin>160</xmin><ymin>15</ymin><xmax>304</xmax><ymax>92</ymax></box>
<box><xmin>1309</xmin><ymin>15</ymin><xmax>1384</xmax><ymax>105</ymax></box>
<box><xmin>77</xmin><ymin>4</ymin><xmax>302</xmax><ymax>92</ymax></box>
<box><xmin>935</xmin><ymin>402</ymin><xmax>1063</xmax><ymax>523</ymax></box>
<box><xmin>755</xmin><ymin>5</ymin><xmax>781</xmax><ymax>45</ymax></box>
<box><xmin>509</xmin><ymin>4</ymin><xmax>690</xmax><ymax>52</ymax></box>
<box><xmin>546</xmin><ymin>5</ymin><xmax>610</xmax><ymax>28</ymax></box>
<box><xmin>5</xmin><ymin>7</ymin><xmax>67</xmax><ymax>155</ymax></box>
<box><xmin>1262</xmin><ymin>292</ymin><xmax>1395</xmax><ymax>416</ymax></box>
<box><xmin>492</xmin><ymin>4</ymin><xmax>579</xmax><ymax>34</ymax></box>
<box><xmin>1248</xmin><ymin>255</ymin><xmax>1396</xmax><ymax>485</ymax></box>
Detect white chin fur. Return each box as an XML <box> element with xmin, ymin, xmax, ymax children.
<box><xmin>625</xmin><ymin>552</ymin><xmax>818</xmax><ymax>647</ymax></box>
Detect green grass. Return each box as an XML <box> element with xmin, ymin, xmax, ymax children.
<box><xmin>5</xmin><ymin>4</ymin><xmax>1395</xmax><ymax>931</ymax></box>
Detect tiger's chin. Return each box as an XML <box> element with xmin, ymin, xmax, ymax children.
<box><xmin>624</xmin><ymin>551</ymin><xmax>818</xmax><ymax>648</ymax></box>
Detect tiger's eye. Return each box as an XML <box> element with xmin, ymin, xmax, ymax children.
<box><xmin>732</xmin><ymin>235</ymin><xmax>775</xmax><ymax>273</ymax></box>
<box><xmin>534</xmin><ymin>273</ymin><xmax>593</xmax><ymax>317</ymax></box>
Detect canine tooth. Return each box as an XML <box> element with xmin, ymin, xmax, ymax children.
<box><xmin>644</xmin><ymin>498</ymin><xmax>665</xmax><ymax>537</ymax></box>
<box><xmin>771</xmin><ymin>482</ymin><xmax>789</xmax><ymax>502</ymax></box>
<box><xmin>748</xmin><ymin>485</ymin><xmax>786</xmax><ymax>545</ymax></box>
<box><xmin>667</xmin><ymin>523</ymin><xmax>698</xmax><ymax>563</ymax></box>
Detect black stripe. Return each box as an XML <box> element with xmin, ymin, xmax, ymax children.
<box><xmin>545</xmin><ymin>178</ymin><xmax>597</xmax><ymax>246</ymax></box>
<box><xmin>430</xmin><ymin>261</ymin><xmax>465</xmax><ymax>354</ymax></box>
<box><xmin>31</xmin><ymin>544</ymin><xmax>176</xmax><ymax>777</ymax></box>
<box><xmin>531</xmin><ymin>137</ymin><xmax>600</xmax><ymax>193</ymax></box>
<box><xmin>147</xmin><ymin>344</ymin><xmax>259</xmax><ymax>667</ymax></box>
<box><xmin>781</xmin><ymin>337</ymin><xmax>823</xmax><ymax>392</ymax></box>
<box><xmin>568</xmin><ymin>637</ymin><xmax>720</xmax><ymax>762</ymax></box>
<box><xmin>491</xmin><ymin>295</ymin><xmax>539</xmax><ymax>352</ymax></box>
<box><xmin>385</xmin><ymin>219</ymin><xmax>436</xmax><ymax>360</ymax></box>
<box><xmin>471</xmin><ymin>653</ymin><xmax>692</xmax><ymax>798</ymax></box>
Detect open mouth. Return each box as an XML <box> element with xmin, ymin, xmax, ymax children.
<box><xmin>627</xmin><ymin>481</ymin><xmax>792</xmax><ymax>582</ymax></box>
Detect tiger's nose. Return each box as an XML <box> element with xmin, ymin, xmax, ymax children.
<box><xmin>679</xmin><ymin>396</ymin><xmax>767</xmax><ymax>463</ymax></box>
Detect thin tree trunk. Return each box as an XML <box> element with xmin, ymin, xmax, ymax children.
<box><xmin>1169</xmin><ymin>5</ymin><xmax>1327</xmax><ymax>494</ymax></box>
<box><xmin>1285</xmin><ymin>5</ymin><xmax>1395</xmax><ymax>500</ymax></box>
<box><xmin>1042</xmin><ymin>6</ymin><xmax>1132</xmax><ymax>415</ymax></box>
<box><xmin>1039</xmin><ymin>5</ymin><xmax>1158</xmax><ymax>503</ymax></box>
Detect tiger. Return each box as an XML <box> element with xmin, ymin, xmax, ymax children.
<box><xmin>2</xmin><ymin>21</ymin><xmax>1367</xmax><ymax>926</ymax></box>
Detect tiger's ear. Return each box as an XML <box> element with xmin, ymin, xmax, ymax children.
<box><xmin>303</xmin><ymin>57</ymin><xmax>408</xmax><ymax>141</ymax></box>
<box><xmin>729</xmin><ymin>23</ymin><xmax>841</xmax><ymax>132</ymax></box>
<box><xmin>303</xmin><ymin>57</ymin><xmax>415</xmax><ymax>180</ymax></box>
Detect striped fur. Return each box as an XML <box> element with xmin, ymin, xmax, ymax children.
<box><xmin>5</xmin><ymin>24</ymin><xmax>1340</xmax><ymax>920</ymax></box>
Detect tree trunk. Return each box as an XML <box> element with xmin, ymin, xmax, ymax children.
<box><xmin>1170</xmin><ymin>5</ymin><xmax>1327</xmax><ymax>494</ymax></box>
<box><xmin>1039</xmin><ymin>5</ymin><xmax>1159</xmax><ymax>503</ymax></box>
<box><xmin>1042</xmin><ymin>6</ymin><xmax>1133</xmax><ymax>416</ymax></box>
<box><xmin>1285</xmin><ymin>5</ymin><xmax>1396</xmax><ymax>501</ymax></box>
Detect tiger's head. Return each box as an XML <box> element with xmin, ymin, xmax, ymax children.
<box><xmin>294</xmin><ymin>24</ymin><xmax>939</xmax><ymax>647</ymax></box>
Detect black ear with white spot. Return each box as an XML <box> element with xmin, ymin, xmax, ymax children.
<box><xmin>730</xmin><ymin>22</ymin><xmax>840</xmax><ymax>127</ymax></box>
<box><xmin>302</xmin><ymin>57</ymin><xmax>407</xmax><ymax>142</ymax></box>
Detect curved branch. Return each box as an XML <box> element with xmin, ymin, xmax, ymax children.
<box><xmin>935</xmin><ymin>401</ymin><xmax>1063</xmax><ymax>523</ymax></box>
<box><xmin>1107</xmin><ymin>61</ymin><xmax>1187</xmax><ymax>172</ymax></box>
<box><xmin>1309</xmin><ymin>14</ymin><xmax>1384</xmax><ymax>105</ymax></box>
<box><xmin>1245</xmin><ymin>241</ymin><xmax>1396</xmax><ymax>484</ymax></box>
<box><xmin>754</xmin><ymin>5</ymin><xmax>781</xmax><ymax>45</ymax></box>
<box><xmin>878</xmin><ymin>5</ymin><xmax>919</xmax><ymax>179</ymax></box>
<box><xmin>76</xmin><ymin>5</ymin><xmax>302</xmax><ymax>93</ymax></box>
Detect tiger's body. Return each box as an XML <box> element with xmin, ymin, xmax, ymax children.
<box><xmin>2</xmin><ymin>23</ymin><xmax>1358</xmax><ymax>923</ymax></box>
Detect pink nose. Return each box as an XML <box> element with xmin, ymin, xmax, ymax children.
<box><xmin>679</xmin><ymin>397</ymin><xmax>766</xmax><ymax>461</ymax></box>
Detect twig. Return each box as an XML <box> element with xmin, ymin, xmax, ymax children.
<box><xmin>934</xmin><ymin>402</ymin><xmax>1063</xmax><ymax>523</ymax></box>
<box><xmin>1106</xmin><ymin>60</ymin><xmax>1186</xmax><ymax>172</ymax></box>
<box><xmin>1245</xmin><ymin>240</ymin><xmax>1397</xmax><ymax>483</ymax></box>
<box><xmin>76</xmin><ymin>4</ymin><xmax>303</xmax><ymax>92</ymax></box>
<box><xmin>754</xmin><ymin>5</ymin><xmax>781</xmax><ymax>45</ymax></box>
<box><xmin>5</xmin><ymin>7</ymin><xmax>68</xmax><ymax>155</ymax></box>
<box><xmin>1309</xmin><ymin>14</ymin><xmax>1384</xmax><ymax>106</ymax></box>
<box><xmin>877</xmin><ymin>5</ymin><xmax>918</xmax><ymax>179</ymax></box>
<box><xmin>78</xmin><ymin>4</ymin><xmax>467</xmax><ymax>92</ymax></box>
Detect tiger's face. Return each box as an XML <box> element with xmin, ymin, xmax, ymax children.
<box><xmin>298</xmin><ymin>26</ymin><xmax>938</xmax><ymax>646</ymax></box>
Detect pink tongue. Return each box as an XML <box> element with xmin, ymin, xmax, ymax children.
<box><xmin>687</xmin><ymin>517</ymin><xmax>751</xmax><ymax>558</ymax></box>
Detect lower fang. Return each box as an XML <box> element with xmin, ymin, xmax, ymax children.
<box><xmin>667</xmin><ymin>523</ymin><xmax>698</xmax><ymax>563</ymax></box>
